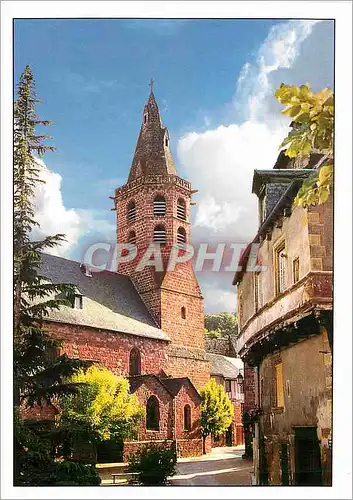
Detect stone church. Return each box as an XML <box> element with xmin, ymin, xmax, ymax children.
<box><xmin>37</xmin><ymin>88</ymin><xmax>213</xmax><ymax>458</ymax></box>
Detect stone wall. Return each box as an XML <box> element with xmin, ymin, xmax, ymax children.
<box><xmin>123</xmin><ymin>438</ymin><xmax>204</xmax><ymax>462</ymax></box>
<box><xmin>205</xmin><ymin>336</ymin><xmax>233</xmax><ymax>356</ymax></box>
<box><xmin>259</xmin><ymin>328</ymin><xmax>332</xmax><ymax>485</ymax></box>
<box><xmin>45</xmin><ymin>320</ymin><xmax>169</xmax><ymax>377</ymax></box>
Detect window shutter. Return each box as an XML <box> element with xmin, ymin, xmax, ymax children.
<box><xmin>275</xmin><ymin>363</ymin><xmax>284</xmax><ymax>408</ymax></box>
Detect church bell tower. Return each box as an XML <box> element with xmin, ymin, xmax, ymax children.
<box><xmin>114</xmin><ymin>84</ymin><xmax>209</xmax><ymax>388</ymax></box>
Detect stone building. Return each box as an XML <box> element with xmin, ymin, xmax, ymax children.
<box><xmin>234</xmin><ymin>152</ymin><xmax>333</xmax><ymax>485</ymax></box>
<box><xmin>32</xmin><ymin>88</ymin><xmax>213</xmax><ymax>459</ymax></box>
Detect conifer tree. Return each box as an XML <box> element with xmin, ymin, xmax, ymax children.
<box><xmin>13</xmin><ymin>65</ymin><xmax>88</xmax><ymax>410</ymax></box>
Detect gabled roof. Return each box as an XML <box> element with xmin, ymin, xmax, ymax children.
<box><xmin>206</xmin><ymin>353</ymin><xmax>243</xmax><ymax>379</ymax></box>
<box><xmin>128</xmin><ymin>374</ymin><xmax>201</xmax><ymax>402</ymax></box>
<box><xmin>160</xmin><ymin>377</ymin><xmax>201</xmax><ymax>402</ymax></box>
<box><xmin>128</xmin><ymin>374</ymin><xmax>172</xmax><ymax>395</ymax></box>
<box><xmin>38</xmin><ymin>253</ymin><xmax>169</xmax><ymax>341</ymax></box>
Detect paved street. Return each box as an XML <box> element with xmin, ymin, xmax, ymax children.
<box><xmin>170</xmin><ymin>446</ymin><xmax>253</xmax><ymax>486</ymax></box>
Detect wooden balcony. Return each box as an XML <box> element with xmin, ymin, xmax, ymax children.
<box><xmin>236</xmin><ymin>271</ymin><xmax>332</xmax><ymax>361</ymax></box>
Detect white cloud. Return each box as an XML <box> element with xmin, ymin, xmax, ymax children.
<box><xmin>31</xmin><ymin>159</ymin><xmax>116</xmax><ymax>258</ymax></box>
<box><xmin>32</xmin><ymin>158</ymin><xmax>82</xmax><ymax>256</ymax></box>
<box><xmin>201</xmin><ymin>281</ymin><xmax>237</xmax><ymax>315</ymax></box>
<box><xmin>178</xmin><ymin>122</ymin><xmax>287</xmax><ymax>244</ymax></box>
<box><xmin>178</xmin><ymin>20</ymin><xmax>334</xmax><ymax>312</ymax></box>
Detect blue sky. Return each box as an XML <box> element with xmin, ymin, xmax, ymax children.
<box><xmin>14</xmin><ymin>19</ymin><xmax>278</xmax><ymax>205</ymax></box>
<box><xmin>14</xmin><ymin>19</ymin><xmax>334</xmax><ymax>312</ymax></box>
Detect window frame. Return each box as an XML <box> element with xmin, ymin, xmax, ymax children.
<box><xmin>153</xmin><ymin>224</ymin><xmax>167</xmax><ymax>246</ymax></box>
<box><xmin>129</xmin><ymin>348</ymin><xmax>141</xmax><ymax>377</ymax></box>
<box><xmin>274</xmin><ymin>239</ymin><xmax>287</xmax><ymax>296</ymax></box>
<box><xmin>183</xmin><ymin>404</ymin><xmax>191</xmax><ymax>432</ymax></box>
<box><xmin>127</xmin><ymin>200</ymin><xmax>136</xmax><ymax>222</ymax></box>
<box><xmin>73</xmin><ymin>294</ymin><xmax>83</xmax><ymax>310</ymax></box>
<box><xmin>177</xmin><ymin>226</ymin><xmax>187</xmax><ymax>246</ymax></box>
<box><xmin>153</xmin><ymin>195</ymin><xmax>166</xmax><ymax>217</ymax></box>
<box><xmin>254</xmin><ymin>271</ymin><xmax>263</xmax><ymax>312</ymax></box>
<box><xmin>146</xmin><ymin>396</ymin><xmax>160</xmax><ymax>431</ymax></box>
<box><xmin>177</xmin><ymin>198</ymin><xmax>186</xmax><ymax>221</ymax></box>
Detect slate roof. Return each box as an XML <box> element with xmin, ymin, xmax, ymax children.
<box><xmin>206</xmin><ymin>353</ymin><xmax>243</xmax><ymax>379</ymax></box>
<box><xmin>38</xmin><ymin>253</ymin><xmax>169</xmax><ymax>341</ymax></box>
<box><xmin>252</xmin><ymin>169</ymin><xmax>312</xmax><ymax>196</ymax></box>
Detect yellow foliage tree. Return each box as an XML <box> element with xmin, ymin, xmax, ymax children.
<box><xmin>199</xmin><ymin>378</ymin><xmax>234</xmax><ymax>453</ymax></box>
<box><xmin>59</xmin><ymin>366</ymin><xmax>143</xmax><ymax>443</ymax></box>
<box><xmin>275</xmin><ymin>83</ymin><xmax>334</xmax><ymax>207</ymax></box>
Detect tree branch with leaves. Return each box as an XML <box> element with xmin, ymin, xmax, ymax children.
<box><xmin>275</xmin><ymin>83</ymin><xmax>334</xmax><ymax>207</ymax></box>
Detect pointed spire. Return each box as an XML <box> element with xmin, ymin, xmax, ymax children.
<box><xmin>127</xmin><ymin>85</ymin><xmax>177</xmax><ymax>182</ymax></box>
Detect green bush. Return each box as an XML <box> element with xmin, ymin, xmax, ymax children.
<box><xmin>53</xmin><ymin>461</ymin><xmax>101</xmax><ymax>486</ymax></box>
<box><xmin>128</xmin><ymin>442</ymin><xmax>177</xmax><ymax>485</ymax></box>
<box><xmin>14</xmin><ymin>415</ymin><xmax>101</xmax><ymax>486</ymax></box>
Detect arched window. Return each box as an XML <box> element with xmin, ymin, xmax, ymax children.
<box><xmin>128</xmin><ymin>230</ymin><xmax>136</xmax><ymax>245</ymax></box>
<box><xmin>129</xmin><ymin>348</ymin><xmax>141</xmax><ymax>377</ymax></box>
<box><xmin>153</xmin><ymin>195</ymin><xmax>166</xmax><ymax>217</ymax></box>
<box><xmin>146</xmin><ymin>396</ymin><xmax>159</xmax><ymax>431</ymax></box>
<box><xmin>177</xmin><ymin>198</ymin><xmax>186</xmax><ymax>220</ymax></box>
<box><xmin>165</xmin><ymin>137</ymin><xmax>169</xmax><ymax>147</ymax></box>
<box><xmin>181</xmin><ymin>306</ymin><xmax>186</xmax><ymax>320</ymax></box>
<box><xmin>127</xmin><ymin>201</ymin><xmax>136</xmax><ymax>222</ymax></box>
<box><xmin>184</xmin><ymin>404</ymin><xmax>191</xmax><ymax>431</ymax></box>
<box><xmin>177</xmin><ymin>227</ymin><xmax>186</xmax><ymax>245</ymax></box>
<box><xmin>154</xmin><ymin>225</ymin><xmax>166</xmax><ymax>245</ymax></box>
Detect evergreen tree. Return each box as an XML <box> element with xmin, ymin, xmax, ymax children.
<box><xmin>199</xmin><ymin>379</ymin><xmax>234</xmax><ymax>453</ymax></box>
<box><xmin>13</xmin><ymin>65</ymin><xmax>88</xmax><ymax>410</ymax></box>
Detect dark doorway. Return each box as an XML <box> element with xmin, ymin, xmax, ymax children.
<box><xmin>280</xmin><ymin>443</ymin><xmax>290</xmax><ymax>485</ymax></box>
<box><xmin>294</xmin><ymin>427</ymin><xmax>322</xmax><ymax>485</ymax></box>
<box><xmin>225</xmin><ymin>425</ymin><xmax>233</xmax><ymax>446</ymax></box>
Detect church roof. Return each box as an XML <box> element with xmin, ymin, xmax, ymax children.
<box><xmin>38</xmin><ymin>253</ymin><xmax>170</xmax><ymax>342</ymax></box>
<box><xmin>206</xmin><ymin>353</ymin><xmax>243</xmax><ymax>379</ymax></box>
<box><xmin>128</xmin><ymin>374</ymin><xmax>201</xmax><ymax>401</ymax></box>
<box><xmin>160</xmin><ymin>377</ymin><xmax>202</xmax><ymax>402</ymax></box>
<box><xmin>127</xmin><ymin>88</ymin><xmax>177</xmax><ymax>182</ymax></box>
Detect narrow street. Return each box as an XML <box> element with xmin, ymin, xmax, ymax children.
<box><xmin>170</xmin><ymin>446</ymin><xmax>253</xmax><ymax>486</ymax></box>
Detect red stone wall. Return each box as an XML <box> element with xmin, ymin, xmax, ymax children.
<box><xmin>123</xmin><ymin>438</ymin><xmax>203</xmax><ymax>462</ymax></box>
<box><xmin>132</xmin><ymin>377</ymin><xmax>174</xmax><ymax>442</ymax></box>
<box><xmin>45</xmin><ymin>321</ymin><xmax>169</xmax><ymax>377</ymax></box>
<box><xmin>174</xmin><ymin>386</ymin><xmax>202</xmax><ymax>440</ymax></box>
<box><xmin>167</xmin><ymin>351</ymin><xmax>210</xmax><ymax>390</ymax></box>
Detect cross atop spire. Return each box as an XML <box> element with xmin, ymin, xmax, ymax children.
<box><xmin>149</xmin><ymin>78</ymin><xmax>154</xmax><ymax>93</ymax></box>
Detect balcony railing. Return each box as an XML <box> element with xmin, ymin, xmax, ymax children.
<box><xmin>236</xmin><ymin>271</ymin><xmax>332</xmax><ymax>357</ymax></box>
